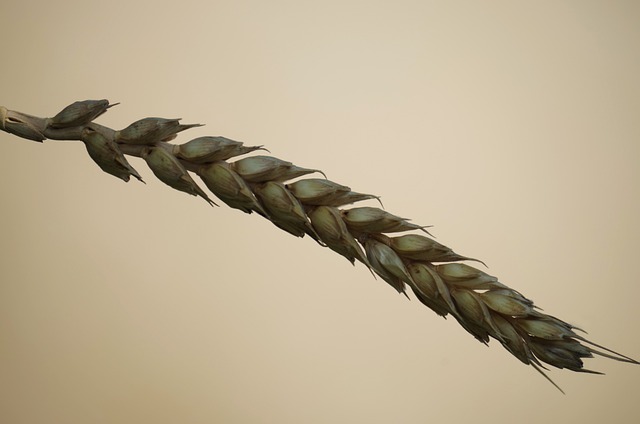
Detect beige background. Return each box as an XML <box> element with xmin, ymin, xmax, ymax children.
<box><xmin>1</xmin><ymin>1</ymin><xmax>638</xmax><ymax>423</ymax></box>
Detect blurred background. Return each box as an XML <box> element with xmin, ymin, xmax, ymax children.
<box><xmin>1</xmin><ymin>1</ymin><xmax>638</xmax><ymax>423</ymax></box>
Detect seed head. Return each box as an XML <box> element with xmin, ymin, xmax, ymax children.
<box><xmin>49</xmin><ymin>99</ymin><xmax>117</xmax><ymax>129</ymax></box>
<box><xmin>3</xmin><ymin>99</ymin><xmax>638</xmax><ymax>393</ymax></box>
<box><xmin>141</xmin><ymin>146</ymin><xmax>217</xmax><ymax>206</ymax></box>
<box><xmin>80</xmin><ymin>128</ymin><xmax>143</xmax><ymax>183</ymax></box>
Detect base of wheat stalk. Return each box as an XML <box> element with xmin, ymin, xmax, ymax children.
<box><xmin>1</xmin><ymin>100</ymin><xmax>637</xmax><ymax>392</ymax></box>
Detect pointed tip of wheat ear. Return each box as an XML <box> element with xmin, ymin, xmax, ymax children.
<box><xmin>511</xmin><ymin>321</ymin><xmax>637</xmax><ymax>392</ymax></box>
<box><xmin>576</xmin><ymin>335</ymin><xmax>640</xmax><ymax>365</ymax></box>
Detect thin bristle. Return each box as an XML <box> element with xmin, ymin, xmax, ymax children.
<box><xmin>531</xmin><ymin>362</ymin><xmax>565</xmax><ymax>394</ymax></box>
<box><xmin>576</xmin><ymin>336</ymin><xmax>640</xmax><ymax>364</ymax></box>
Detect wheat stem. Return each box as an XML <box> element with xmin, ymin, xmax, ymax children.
<box><xmin>1</xmin><ymin>99</ymin><xmax>637</xmax><ymax>392</ymax></box>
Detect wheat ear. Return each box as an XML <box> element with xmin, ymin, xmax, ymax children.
<box><xmin>1</xmin><ymin>100</ymin><xmax>637</xmax><ymax>393</ymax></box>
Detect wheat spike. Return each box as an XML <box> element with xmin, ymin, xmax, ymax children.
<box><xmin>1</xmin><ymin>99</ymin><xmax>637</xmax><ymax>393</ymax></box>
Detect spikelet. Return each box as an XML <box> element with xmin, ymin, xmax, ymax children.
<box><xmin>434</xmin><ymin>263</ymin><xmax>501</xmax><ymax>289</ymax></box>
<box><xmin>141</xmin><ymin>146</ymin><xmax>217</xmax><ymax>206</ymax></box>
<box><xmin>232</xmin><ymin>155</ymin><xmax>325</xmax><ymax>183</ymax></box>
<box><xmin>479</xmin><ymin>289</ymin><xmax>534</xmax><ymax>317</ymax></box>
<box><xmin>176</xmin><ymin>136</ymin><xmax>266</xmax><ymax>163</ymax></box>
<box><xmin>309</xmin><ymin>205</ymin><xmax>371</xmax><ymax>268</ymax></box>
<box><xmin>342</xmin><ymin>207</ymin><xmax>431</xmax><ymax>235</ymax></box>
<box><xmin>286</xmin><ymin>178</ymin><xmax>380</xmax><ymax>207</ymax></box>
<box><xmin>527</xmin><ymin>339</ymin><xmax>595</xmax><ymax>373</ymax></box>
<box><xmin>407</xmin><ymin>262</ymin><xmax>457</xmax><ymax>317</ymax></box>
<box><xmin>490</xmin><ymin>313</ymin><xmax>534</xmax><ymax>365</ymax></box>
<box><xmin>449</xmin><ymin>288</ymin><xmax>500</xmax><ymax>343</ymax></box>
<box><xmin>253</xmin><ymin>181</ymin><xmax>320</xmax><ymax>241</ymax></box>
<box><xmin>198</xmin><ymin>161</ymin><xmax>266</xmax><ymax>215</ymax></box>
<box><xmin>81</xmin><ymin>128</ymin><xmax>144</xmax><ymax>183</ymax></box>
<box><xmin>117</xmin><ymin>117</ymin><xmax>202</xmax><ymax>145</ymax></box>
<box><xmin>0</xmin><ymin>106</ymin><xmax>46</xmax><ymax>142</ymax></box>
<box><xmin>363</xmin><ymin>236</ymin><xmax>412</xmax><ymax>295</ymax></box>
<box><xmin>49</xmin><ymin>99</ymin><xmax>117</xmax><ymax>129</ymax></box>
<box><xmin>388</xmin><ymin>233</ymin><xmax>483</xmax><ymax>264</ymax></box>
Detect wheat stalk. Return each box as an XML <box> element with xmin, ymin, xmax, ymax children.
<box><xmin>1</xmin><ymin>99</ymin><xmax>637</xmax><ymax>392</ymax></box>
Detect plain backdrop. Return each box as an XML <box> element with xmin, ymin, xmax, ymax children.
<box><xmin>1</xmin><ymin>1</ymin><xmax>638</xmax><ymax>423</ymax></box>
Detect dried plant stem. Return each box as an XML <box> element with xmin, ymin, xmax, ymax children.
<box><xmin>1</xmin><ymin>100</ymin><xmax>637</xmax><ymax>392</ymax></box>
